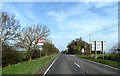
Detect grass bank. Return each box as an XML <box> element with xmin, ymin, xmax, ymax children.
<box><xmin>76</xmin><ymin>55</ymin><xmax>120</xmax><ymax>69</ymax></box>
<box><xmin>2</xmin><ymin>53</ymin><xmax>58</xmax><ymax>76</ymax></box>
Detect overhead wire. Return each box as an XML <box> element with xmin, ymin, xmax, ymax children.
<box><xmin>83</xmin><ymin>24</ymin><xmax>118</xmax><ymax>39</ymax></box>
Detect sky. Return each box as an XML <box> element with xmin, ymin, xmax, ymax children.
<box><xmin>2</xmin><ymin>2</ymin><xmax>118</xmax><ymax>52</ymax></box>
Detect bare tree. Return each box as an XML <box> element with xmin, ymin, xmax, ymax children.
<box><xmin>109</xmin><ymin>43</ymin><xmax>120</xmax><ymax>54</ymax></box>
<box><xmin>1</xmin><ymin>11</ymin><xmax>20</xmax><ymax>47</ymax></box>
<box><xmin>15</xmin><ymin>24</ymin><xmax>50</xmax><ymax>61</ymax></box>
<box><xmin>32</xmin><ymin>24</ymin><xmax>50</xmax><ymax>50</ymax></box>
<box><xmin>1</xmin><ymin>11</ymin><xmax>21</xmax><ymax>66</ymax></box>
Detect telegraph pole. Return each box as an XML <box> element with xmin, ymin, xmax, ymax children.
<box><xmin>89</xmin><ymin>34</ymin><xmax>91</xmax><ymax>58</ymax></box>
<box><xmin>85</xmin><ymin>42</ymin><xmax>86</xmax><ymax>55</ymax></box>
<box><xmin>0</xmin><ymin>5</ymin><xmax>2</xmax><ymax>72</ymax></box>
<box><xmin>95</xmin><ymin>41</ymin><xmax>97</xmax><ymax>59</ymax></box>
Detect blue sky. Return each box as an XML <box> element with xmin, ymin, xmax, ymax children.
<box><xmin>2</xmin><ymin>2</ymin><xmax>118</xmax><ymax>52</ymax></box>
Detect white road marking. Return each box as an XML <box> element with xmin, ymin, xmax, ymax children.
<box><xmin>75</xmin><ymin>63</ymin><xmax>80</xmax><ymax>68</ymax></box>
<box><xmin>43</xmin><ymin>55</ymin><xmax>59</xmax><ymax>76</ymax></box>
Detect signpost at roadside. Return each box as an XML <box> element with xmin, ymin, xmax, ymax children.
<box><xmin>92</xmin><ymin>41</ymin><xmax>106</xmax><ymax>60</ymax></box>
<box><xmin>37</xmin><ymin>37</ymin><xmax>44</xmax><ymax>58</ymax></box>
<box><xmin>82</xmin><ymin>48</ymin><xmax>84</xmax><ymax>56</ymax></box>
<box><xmin>37</xmin><ymin>37</ymin><xmax>44</xmax><ymax>45</ymax></box>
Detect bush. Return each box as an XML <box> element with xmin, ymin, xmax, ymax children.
<box><xmin>96</xmin><ymin>54</ymin><xmax>120</xmax><ymax>61</ymax></box>
<box><xmin>32</xmin><ymin>49</ymin><xmax>40</xmax><ymax>59</ymax></box>
<box><xmin>2</xmin><ymin>48</ymin><xmax>21</xmax><ymax>67</ymax></box>
<box><xmin>2</xmin><ymin>42</ymin><xmax>27</xmax><ymax>67</ymax></box>
<box><xmin>105</xmin><ymin>54</ymin><xmax>120</xmax><ymax>61</ymax></box>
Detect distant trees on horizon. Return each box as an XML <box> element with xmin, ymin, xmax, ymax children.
<box><xmin>67</xmin><ymin>37</ymin><xmax>90</xmax><ymax>56</ymax></box>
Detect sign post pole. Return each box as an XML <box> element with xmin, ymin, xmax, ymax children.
<box><xmin>37</xmin><ymin>37</ymin><xmax>44</xmax><ymax>59</ymax></box>
<box><xmin>82</xmin><ymin>48</ymin><xmax>84</xmax><ymax>56</ymax></box>
<box><xmin>92</xmin><ymin>41</ymin><xmax>106</xmax><ymax>60</ymax></box>
<box><xmin>89</xmin><ymin>34</ymin><xmax>91</xmax><ymax>58</ymax></box>
<box><xmin>40</xmin><ymin>48</ymin><xmax>41</xmax><ymax>58</ymax></box>
<box><xmin>39</xmin><ymin>46</ymin><xmax>42</xmax><ymax>58</ymax></box>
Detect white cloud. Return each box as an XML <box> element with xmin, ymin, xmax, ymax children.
<box><xmin>94</xmin><ymin>2</ymin><xmax>116</xmax><ymax>8</ymax></box>
<box><xmin>2</xmin><ymin>3</ymin><xmax>30</xmax><ymax>27</ymax></box>
<box><xmin>22</xmin><ymin>3</ymin><xmax>37</xmax><ymax>24</ymax></box>
<box><xmin>47</xmin><ymin>2</ymin><xmax>118</xmax><ymax>51</ymax></box>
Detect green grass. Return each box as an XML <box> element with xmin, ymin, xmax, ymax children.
<box><xmin>91</xmin><ymin>54</ymin><xmax>117</xmax><ymax>58</ymax></box>
<box><xmin>76</xmin><ymin>55</ymin><xmax>120</xmax><ymax>69</ymax></box>
<box><xmin>2</xmin><ymin>53</ymin><xmax>58</xmax><ymax>75</ymax></box>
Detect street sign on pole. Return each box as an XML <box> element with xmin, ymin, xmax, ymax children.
<box><xmin>37</xmin><ymin>43</ymin><xmax>44</xmax><ymax>46</ymax></box>
<box><xmin>39</xmin><ymin>46</ymin><xmax>42</xmax><ymax>50</ymax></box>
<box><xmin>82</xmin><ymin>48</ymin><xmax>84</xmax><ymax>53</ymax></box>
<box><xmin>37</xmin><ymin>37</ymin><xmax>44</xmax><ymax>59</ymax></box>
<box><xmin>92</xmin><ymin>41</ymin><xmax>106</xmax><ymax>59</ymax></box>
<box><xmin>82</xmin><ymin>48</ymin><xmax>84</xmax><ymax>56</ymax></box>
<box><xmin>37</xmin><ymin>37</ymin><xmax>44</xmax><ymax>46</ymax></box>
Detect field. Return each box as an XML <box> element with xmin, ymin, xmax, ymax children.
<box><xmin>2</xmin><ymin>54</ymin><xmax>58</xmax><ymax>76</ymax></box>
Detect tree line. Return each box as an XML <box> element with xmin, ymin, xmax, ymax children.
<box><xmin>65</xmin><ymin>37</ymin><xmax>120</xmax><ymax>61</ymax></box>
<box><xmin>66</xmin><ymin>37</ymin><xmax>90</xmax><ymax>56</ymax></box>
<box><xmin>66</xmin><ymin>37</ymin><xmax>120</xmax><ymax>55</ymax></box>
<box><xmin>1</xmin><ymin>11</ymin><xmax>59</xmax><ymax>67</ymax></box>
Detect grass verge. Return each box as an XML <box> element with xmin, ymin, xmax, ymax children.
<box><xmin>76</xmin><ymin>55</ymin><xmax>120</xmax><ymax>69</ymax></box>
<box><xmin>2</xmin><ymin>53</ymin><xmax>58</xmax><ymax>76</ymax></box>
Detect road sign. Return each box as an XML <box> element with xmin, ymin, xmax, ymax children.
<box><xmin>92</xmin><ymin>41</ymin><xmax>106</xmax><ymax>59</ymax></box>
<box><xmin>82</xmin><ymin>48</ymin><xmax>84</xmax><ymax>53</ymax></box>
<box><xmin>37</xmin><ymin>37</ymin><xmax>44</xmax><ymax>58</ymax></box>
<box><xmin>92</xmin><ymin>41</ymin><xmax>106</xmax><ymax>51</ymax></box>
<box><xmin>37</xmin><ymin>43</ymin><xmax>44</xmax><ymax>46</ymax></box>
<box><xmin>37</xmin><ymin>37</ymin><xmax>44</xmax><ymax>46</ymax></box>
<box><xmin>37</xmin><ymin>37</ymin><xmax>44</xmax><ymax>43</ymax></box>
<box><xmin>39</xmin><ymin>46</ymin><xmax>42</xmax><ymax>50</ymax></box>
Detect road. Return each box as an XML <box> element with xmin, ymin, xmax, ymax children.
<box><xmin>43</xmin><ymin>53</ymin><xmax>120</xmax><ymax>75</ymax></box>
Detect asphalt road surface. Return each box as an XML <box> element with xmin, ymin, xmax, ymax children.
<box><xmin>43</xmin><ymin>53</ymin><xmax>120</xmax><ymax>75</ymax></box>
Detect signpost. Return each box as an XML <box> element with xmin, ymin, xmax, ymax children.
<box><xmin>82</xmin><ymin>48</ymin><xmax>84</xmax><ymax>56</ymax></box>
<box><xmin>92</xmin><ymin>41</ymin><xmax>106</xmax><ymax>59</ymax></box>
<box><xmin>37</xmin><ymin>37</ymin><xmax>44</xmax><ymax>46</ymax></box>
<box><xmin>37</xmin><ymin>37</ymin><xmax>44</xmax><ymax>59</ymax></box>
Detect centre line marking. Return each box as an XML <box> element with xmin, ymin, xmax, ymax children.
<box><xmin>75</xmin><ymin>63</ymin><xmax>80</xmax><ymax>68</ymax></box>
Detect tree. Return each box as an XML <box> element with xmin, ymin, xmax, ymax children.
<box><xmin>67</xmin><ymin>37</ymin><xmax>90</xmax><ymax>55</ymax></box>
<box><xmin>42</xmin><ymin>42</ymin><xmax>59</xmax><ymax>56</ymax></box>
<box><xmin>15</xmin><ymin>24</ymin><xmax>50</xmax><ymax>61</ymax></box>
<box><xmin>1</xmin><ymin>11</ymin><xmax>21</xmax><ymax>66</ymax></box>
<box><xmin>109</xmin><ymin>43</ymin><xmax>120</xmax><ymax>54</ymax></box>
<box><xmin>1</xmin><ymin>11</ymin><xmax>20</xmax><ymax>46</ymax></box>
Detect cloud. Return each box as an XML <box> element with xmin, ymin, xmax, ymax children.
<box><xmin>94</xmin><ymin>2</ymin><xmax>117</xmax><ymax>8</ymax></box>
<box><xmin>47</xmin><ymin>2</ymin><xmax>118</xmax><ymax>51</ymax></box>
<box><xmin>2</xmin><ymin>3</ymin><xmax>31</xmax><ymax>27</ymax></box>
<box><xmin>22</xmin><ymin>3</ymin><xmax>37</xmax><ymax>24</ymax></box>
<box><xmin>47</xmin><ymin>11</ymin><xmax>67</xmax><ymax>26</ymax></box>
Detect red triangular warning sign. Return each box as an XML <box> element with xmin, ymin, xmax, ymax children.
<box><xmin>37</xmin><ymin>37</ymin><xmax>44</xmax><ymax>43</ymax></box>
